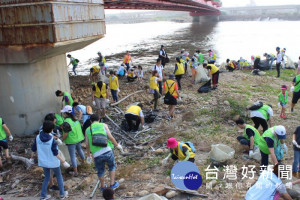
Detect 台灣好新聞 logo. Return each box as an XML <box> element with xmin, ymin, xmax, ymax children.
<box><xmin>171</xmin><ymin>161</ymin><xmax>202</xmax><ymax>190</ymax></box>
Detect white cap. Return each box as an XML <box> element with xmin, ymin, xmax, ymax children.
<box><xmin>275</xmin><ymin>125</ymin><xmax>286</xmax><ymax>139</ymax></box>
<box><xmin>181</xmin><ymin>49</ymin><xmax>185</xmax><ymax>52</ymax></box>
<box><xmin>61</xmin><ymin>105</ymin><xmax>72</xmax><ymax>113</ymax></box>
<box><xmin>97</xmin><ymin>51</ymin><xmax>101</xmax><ymax>54</ymax></box>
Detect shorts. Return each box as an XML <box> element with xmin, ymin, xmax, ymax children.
<box><xmin>95</xmin><ymin>97</ymin><xmax>106</xmax><ymax>109</ymax></box>
<box><xmin>280</xmin><ymin>102</ymin><xmax>287</xmax><ymax>108</ymax></box>
<box><xmin>0</xmin><ymin>139</ymin><xmax>8</xmax><ymax>152</ymax></box>
<box><xmin>192</xmin><ymin>68</ymin><xmax>197</xmax><ymax>75</ymax></box>
<box><xmin>94</xmin><ymin>150</ymin><xmax>116</xmax><ymax>177</ymax></box>
<box><xmin>292</xmin><ymin>92</ymin><xmax>300</xmax><ymax>104</ymax></box>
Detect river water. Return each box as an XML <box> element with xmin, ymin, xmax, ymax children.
<box><xmin>70</xmin><ymin>21</ymin><xmax>300</xmax><ymax>75</ymax></box>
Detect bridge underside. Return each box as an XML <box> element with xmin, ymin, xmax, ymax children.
<box><xmin>105</xmin><ymin>0</ymin><xmax>221</xmax><ymax>15</ymax></box>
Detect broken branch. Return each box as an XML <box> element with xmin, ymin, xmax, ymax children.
<box><xmin>110</xmin><ymin>90</ymin><xmax>144</xmax><ymax>106</ymax></box>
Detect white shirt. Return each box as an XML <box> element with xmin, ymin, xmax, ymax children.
<box><xmin>276</xmin><ymin>53</ymin><xmax>282</xmax><ymax>63</ymax></box>
<box><xmin>250</xmin><ymin>107</ymin><xmax>273</xmax><ymax>120</ymax></box>
<box><xmin>152</xmin><ymin>65</ymin><xmax>164</xmax><ymax>79</ymax></box>
<box><xmin>159</xmin><ymin>50</ymin><xmax>166</xmax><ymax>56</ymax></box>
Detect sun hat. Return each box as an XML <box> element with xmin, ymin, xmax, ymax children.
<box><xmin>61</xmin><ymin>105</ymin><xmax>72</xmax><ymax>113</ymax></box>
<box><xmin>167</xmin><ymin>137</ymin><xmax>178</xmax><ymax>148</ymax></box>
<box><xmin>275</xmin><ymin>125</ymin><xmax>286</xmax><ymax>139</ymax></box>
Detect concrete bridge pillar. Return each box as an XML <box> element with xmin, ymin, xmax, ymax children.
<box><xmin>0</xmin><ymin>0</ymin><xmax>105</xmax><ymax>136</ymax></box>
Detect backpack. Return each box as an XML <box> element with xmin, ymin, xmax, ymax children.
<box><xmin>179</xmin><ymin>141</ymin><xmax>196</xmax><ymax>153</ymax></box>
<box><xmin>75</xmin><ymin>59</ymin><xmax>80</xmax><ymax>63</ymax></box>
<box><xmin>164</xmin><ymin>82</ymin><xmax>176</xmax><ymax>105</ymax></box>
<box><xmin>248</xmin><ymin>101</ymin><xmax>263</xmax><ymax>111</ymax></box>
<box><xmin>86</xmin><ymin>106</ymin><xmax>93</xmax><ymax>115</ymax></box>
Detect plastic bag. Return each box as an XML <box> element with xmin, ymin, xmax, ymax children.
<box><xmin>209</xmin><ymin>144</ymin><xmax>235</xmax><ymax>164</ymax></box>
<box><xmin>195</xmin><ymin>64</ymin><xmax>209</xmax><ymax>84</ymax></box>
<box><xmin>285</xmin><ymin>56</ymin><xmax>295</xmax><ymax>69</ymax></box>
<box><xmin>138</xmin><ymin>194</ymin><xmax>168</xmax><ymax>200</ymax></box>
<box><xmin>251</xmin><ymin>146</ymin><xmax>261</xmax><ymax>161</ymax></box>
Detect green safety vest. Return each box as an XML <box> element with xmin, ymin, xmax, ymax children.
<box><xmin>63</xmin><ymin>118</ymin><xmax>84</xmax><ymax>144</ymax></box>
<box><xmin>294</xmin><ymin>75</ymin><xmax>300</xmax><ymax>93</ymax></box>
<box><xmin>0</xmin><ymin>118</ymin><xmax>6</xmax><ymax>140</ymax></box>
<box><xmin>64</xmin><ymin>92</ymin><xmax>74</xmax><ymax>106</ymax></box>
<box><xmin>244</xmin><ymin>124</ymin><xmax>261</xmax><ymax>146</ymax></box>
<box><xmin>55</xmin><ymin>114</ymin><xmax>64</xmax><ymax>126</ymax></box>
<box><xmin>257</xmin><ymin>105</ymin><xmax>271</xmax><ymax>120</ymax></box>
<box><xmin>71</xmin><ymin>57</ymin><xmax>78</xmax><ymax>65</ymax></box>
<box><xmin>258</xmin><ymin>127</ymin><xmax>279</xmax><ymax>154</ymax></box>
<box><xmin>198</xmin><ymin>53</ymin><xmax>204</xmax><ymax>64</ymax></box>
<box><xmin>86</xmin><ymin>122</ymin><xmax>114</xmax><ymax>154</ymax></box>
<box><xmin>278</xmin><ymin>92</ymin><xmax>288</xmax><ymax>104</ymax></box>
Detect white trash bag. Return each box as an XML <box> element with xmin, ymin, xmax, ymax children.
<box><xmin>285</xmin><ymin>56</ymin><xmax>296</xmax><ymax>69</ymax></box>
<box><xmin>138</xmin><ymin>194</ymin><xmax>168</xmax><ymax>200</ymax></box>
<box><xmin>195</xmin><ymin>64</ymin><xmax>210</xmax><ymax>84</ymax></box>
<box><xmin>209</xmin><ymin>144</ymin><xmax>235</xmax><ymax>164</ymax></box>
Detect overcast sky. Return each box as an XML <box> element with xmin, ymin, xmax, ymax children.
<box><xmin>222</xmin><ymin>0</ymin><xmax>299</xmax><ymax>7</ymax></box>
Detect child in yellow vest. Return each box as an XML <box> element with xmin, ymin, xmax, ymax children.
<box><xmin>162</xmin><ymin>137</ymin><xmax>195</xmax><ymax>166</ymax></box>
<box><xmin>109</xmin><ymin>71</ymin><xmax>119</xmax><ymax>103</ymax></box>
<box><xmin>149</xmin><ymin>70</ymin><xmax>162</xmax><ymax>110</ymax></box>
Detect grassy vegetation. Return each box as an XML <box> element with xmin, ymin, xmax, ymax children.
<box><xmin>145</xmin><ymin>157</ymin><xmax>161</xmax><ymax>169</ymax></box>
<box><xmin>226</xmin><ymin>97</ymin><xmax>249</xmax><ymax>118</ymax></box>
<box><xmin>264</xmin><ymin>69</ymin><xmax>296</xmax><ymax>81</ymax></box>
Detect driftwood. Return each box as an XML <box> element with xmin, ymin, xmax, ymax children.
<box><xmin>11</xmin><ymin>154</ymin><xmax>33</xmax><ymax>169</ymax></box>
<box><xmin>105</xmin><ymin>114</ymin><xmax>137</xmax><ymax>143</ymax></box>
<box><xmin>110</xmin><ymin>90</ymin><xmax>144</xmax><ymax>106</ymax></box>
<box><xmin>134</xmin><ymin>128</ymin><xmax>151</xmax><ymax>138</ymax></box>
<box><xmin>0</xmin><ymin>170</ymin><xmax>10</xmax><ymax>177</ymax></box>
<box><xmin>164</xmin><ymin>186</ymin><xmax>208</xmax><ymax>198</ymax></box>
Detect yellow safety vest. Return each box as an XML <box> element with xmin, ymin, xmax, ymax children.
<box><xmin>92</xmin><ymin>66</ymin><xmax>100</xmax><ymax>74</ymax></box>
<box><xmin>150</xmin><ymin>76</ymin><xmax>159</xmax><ymax>91</ymax></box>
<box><xmin>173</xmin><ymin>142</ymin><xmax>195</xmax><ymax>161</ymax></box>
<box><xmin>164</xmin><ymin>80</ymin><xmax>178</xmax><ymax>98</ymax></box>
<box><xmin>109</xmin><ymin>76</ymin><xmax>118</xmax><ymax>90</ymax></box>
<box><xmin>126</xmin><ymin>105</ymin><xmax>141</xmax><ymax>116</ymax></box>
<box><xmin>94</xmin><ymin>83</ymin><xmax>107</xmax><ymax>98</ymax></box>
<box><xmin>175</xmin><ymin>62</ymin><xmax>184</xmax><ymax>75</ymax></box>
<box><xmin>128</xmin><ymin>72</ymin><xmax>134</xmax><ymax>77</ymax></box>
<box><xmin>208</xmin><ymin>64</ymin><xmax>219</xmax><ymax>74</ymax></box>
<box><xmin>123</xmin><ymin>55</ymin><xmax>131</xmax><ymax>63</ymax></box>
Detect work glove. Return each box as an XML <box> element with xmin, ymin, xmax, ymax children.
<box><xmin>117</xmin><ymin>144</ymin><xmax>124</xmax><ymax>153</ymax></box>
<box><xmin>86</xmin><ymin>156</ymin><xmax>93</xmax><ymax>164</ymax></box>
<box><xmin>178</xmin><ymin>97</ymin><xmax>182</xmax><ymax>101</ymax></box>
<box><xmin>162</xmin><ymin>157</ymin><xmax>168</xmax><ymax>166</ymax></box>
<box><xmin>117</xmin><ymin>88</ymin><xmax>120</xmax><ymax>93</ymax></box>
<box><xmin>56</xmin><ymin>138</ymin><xmax>63</xmax><ymax>145</ymax></box>
<box><xmin>291</xmin><ymin>86</ymin><xmax>294</xmax><ymax>92</ymax></box>
<box><xmin>293</xmin><ymin>140</ymin><xmax>298</xmax><ymax>146</ymax></box>
<box><xmin>285</xmin><ymin>182</ymin><xmax>293</xmax><ymax>189</ymax></box>
<box><xmin>62</xmin><ymin>161</ymin><xmax>70</xmax><ymax>168</ymax></box>
<box><xmin>9</xmin><ymin>135</ymin><xmax>13</xmax><ymax>141</ymax></box>
<box><xmin>249</xmin><ymin>150</ymin><xmax>254</xmax><ymax>158</ymax></box>
<box><xmin>282</xmin><ymin>144</ymin><xmax>288</xmax><ymax>153</ymax></box>
<box><xmin>29</xmin><ymin>158</ymin><xmax>35</xmax><ymax>164</ymax></box>
<box><xmin>92</xmin><ymin>101</ymin><xmax>96</xmax><ymax>106</ymax></box>
<box><xmin>277</xmin><ymin>102</ymin><xmax>281</xmax><ymax>108</ymax></box>
<box><xmin>142</xmin><ymin>125</ymin><xmax>148</xmax><ymax>130</ymax></box>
